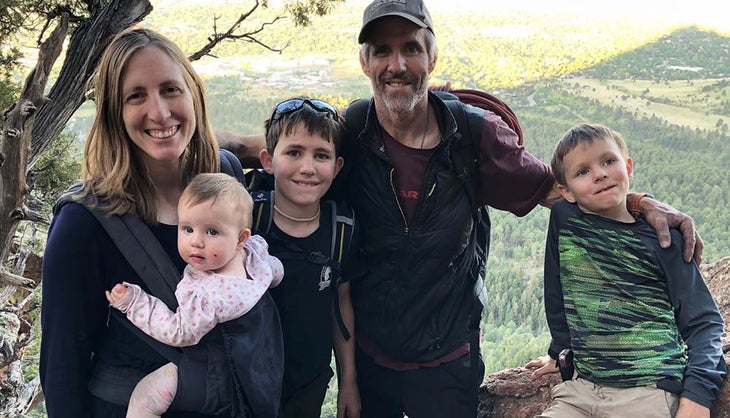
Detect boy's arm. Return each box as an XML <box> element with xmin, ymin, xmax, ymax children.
<box><xmin>333</xmin><ymin>281</ymin><xmax>361</xmax><ymax>418</ymax></box>
<box><xmin>527</xmin><ymin>206</ymin><xmax>570</xmax><ymax>379</ymax></box>
<box><xmin>662</xmin><ymin>230</ymin><xmax>726</xmax><ymax>410</ymax></box>
<box><xmin>539</xmin><ymin>191</ymin><xmax>702</xmax><ymax>265</ymax></box>
<box><xmin>544</xmin><ymin>207</ymin><xmax>572</xmax><ymax>358</ymax></box>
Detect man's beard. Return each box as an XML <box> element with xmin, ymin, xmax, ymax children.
<box><xmin>374</xmin><ymin>71</ymin><xmax>428</xmax><ymax>114</ymax></box>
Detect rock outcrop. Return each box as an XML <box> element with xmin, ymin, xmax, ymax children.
<box><xmin>479</xmin><ymin>256</ymin><xmax>730</xmax><ymax>418</ymax></box>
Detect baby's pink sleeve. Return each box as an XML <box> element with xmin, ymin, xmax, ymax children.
<box><xmin>212</xmin><ymin>235</ymin><xmax>284</xmax><ymax>322</ymax></box>
<box><xmin>118</xmin><ymin>276</ymin><xmax>219</xmax><ymax>347</ymax></box>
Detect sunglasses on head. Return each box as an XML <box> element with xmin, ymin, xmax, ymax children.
<box><xmin>270</xmin><ymin>98</ymin><xmax>339</xmax><ymax>122</ymax></box>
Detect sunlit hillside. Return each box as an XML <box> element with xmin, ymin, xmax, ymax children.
<box><xmin>144</xmin><ymin>0</ymin><xmax>730</xmax><ymax>91</ymax></box>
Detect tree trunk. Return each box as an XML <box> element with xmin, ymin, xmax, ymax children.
<box><xmin>29</xmin><ymin>0</ymin><xmax>153</xmax><ymax>165</ymax></box>
<box><xmin>0</xmin><ymin>0</ymin><xmax>152</xmax><ymax>414</ymax></box>
<box><xmin>0</xmin><ymin>15</ymin><xmax>66</xmax><ymax>416</ymax></box>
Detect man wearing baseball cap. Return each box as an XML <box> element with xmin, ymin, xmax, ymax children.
<box><xmin>357</xmin><ymin>0</ymin><xmax>434</xmax><ymax>43</ymax></box>
<box><xmin>344</xmin><ymin>1</ymin><xmax>697</xmax><ymax>417</ymax></box>
<box><xmin>348</xmin><ymin>1</ymin><xmax>556</xmax><ymax>417</ymax></box>
<box><xmin>220</xmin><ymin>1</ymin><xmax>703</xmax><ymax>416</ymax></box>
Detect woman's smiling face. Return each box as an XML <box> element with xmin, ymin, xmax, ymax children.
<box><xmin>121</xmin><ymin>45</ymin><xmax>196</xmax><ymax>167</ymax></box>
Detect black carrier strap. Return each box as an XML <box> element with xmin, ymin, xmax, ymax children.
<box><xmin>219</xmin><ymin>148</ymin><xmax>247</xmax><ymax>186</ymax></box>
<box><xmin>90</xmin><ymin>210</ymin><xmax>185</xmax><ymax>364</ymax></box>
<box><xmin>53</xmin><ymin>181</ymin><xmax>186</xmax><ymax>365</ymax></box>
<box><xmin>97</xmin><ymin>148</ymin><xmax>250</xmax><ymax>365</ymax></box>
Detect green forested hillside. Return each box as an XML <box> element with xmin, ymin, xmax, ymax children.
<box><xmin>51</xmin><ymin>2</ymin><xmax>730</xmax><ymax>416</ymax></box>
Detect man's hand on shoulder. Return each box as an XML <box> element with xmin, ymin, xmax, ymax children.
<box><xmin>637</xmin><ymin>195</ymin><xmax>703</xmax><ymax>264</ymax></box>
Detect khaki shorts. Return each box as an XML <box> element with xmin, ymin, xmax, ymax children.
<box><xmin>536</xmin><ymin>376</ymin><xmax>679</xmax><ymax>418</ymax></box>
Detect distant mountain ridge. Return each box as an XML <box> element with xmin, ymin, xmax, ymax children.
<box><xmin>582</xmin><ymin>26</ymin><xmax>730</xmax><ymax>80</ymax></box>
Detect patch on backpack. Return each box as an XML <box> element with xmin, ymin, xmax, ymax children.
<box><xmin>319</xmin><ymin>266</ymin><xmax>332</xmax><ymax>291</ymax></box>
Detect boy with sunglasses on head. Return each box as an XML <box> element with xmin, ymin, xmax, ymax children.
<box><xmin>257</xmin><ymin>97</ymin><xmax>360</xmax><ymax>418</ymax></box>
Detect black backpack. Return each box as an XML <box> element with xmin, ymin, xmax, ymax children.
<box><xmin>54</xmin><ymin>149</ymin><xmax>283</xmax><ymax>418</ymax></box>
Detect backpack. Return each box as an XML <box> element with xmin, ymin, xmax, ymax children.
<box><xmin>54</xmin><ymin>149</ymin><xmax>282</xmax><ymax>418</ymax></box>
<box><xmin>247</xmin><ymin>183</ymin><xmax>356</xmax><ymax>341</ymax></box>
<box><xmin>343</xmin><ymin>84</ymin><xmax>525</xmax><ymax>333</ymax></box>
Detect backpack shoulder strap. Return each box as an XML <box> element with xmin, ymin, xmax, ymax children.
<box><xmin>251</xmin><ymin>189</ymin><xmax>275</xmax><ymax>236</ymax></box>
<box><xmin>431</xmin><ymin>86</ymin><xmax>524</xmax><ymax>209</ymax></box>
<box><xmin>343</xmin><ymin>98</ymin><xmax>370</xmax><ymax>140</ymax></box>
<box><xmin>326</xmin><ymin>200</ymin><xmax>355</xmax><ymax>264</ymax></box>
<box><xmin>246</xmin><ymin>169</ymin><xmax>276</xmax><ymax>193</ymax></box>
<box><xmin>433</xmin><ymin>90</ymin><xmax>493</xmax><ymax>330</ymax></box>
<box><xmin>437</xmin><ymin>93</ymin><xmax>481</xmax><ymax>208</ymax></box>
<box><xmin>219</xmin><ymin>148</ymin><xmax>246</xmax><ymax>186</ymax></box>
<box><xmin>325</xmin><ymin>199</ymin><xmax>356</xmax><ymax>342</ymax></box>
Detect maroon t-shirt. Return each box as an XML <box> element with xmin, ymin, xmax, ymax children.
<box><xmin>380</xmin><ymin>111</ymin><xmax>554</xmax><ymax>224</ymax></box>
<box><xmin>382</xmin><ymin>131</ymin><xmax>433</xmax><ymax>225</ymax></box>
<box><xmin>474</xmin><ymin>111</ymin><xmax>553</xmax><ymax>215</ymax></box>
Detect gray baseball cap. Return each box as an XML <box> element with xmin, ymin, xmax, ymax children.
<box><xmin>358</xmin><ymin>0</ymin><xmax>434</xmax><ymax>44</ymax></box>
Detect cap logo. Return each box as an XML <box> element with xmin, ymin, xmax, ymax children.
<box><xmin>370</xmin><ymin>0</ymin><xmax>407</xmax><ymax>11</ymax></box>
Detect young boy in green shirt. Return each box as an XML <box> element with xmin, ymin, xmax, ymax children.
<box><xmin>527</xmin><ymin>123</ymin><xmax>725</xmax><ymax>418</ymax></box>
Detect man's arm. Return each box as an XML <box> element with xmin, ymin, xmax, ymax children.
<box><xmin>539</xmin><ymin>182</ymin><xmax>562</xmax><ymax>209</ymax></box>
<box><xmin>540</xmin><ymin>188</ymin><xmax>702</xmax><ymax>264</ymax></box>
<box><xmin>216</xmin><ymin>131</ymin><xmax>266</xmax><ymax>168</ymax></box>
